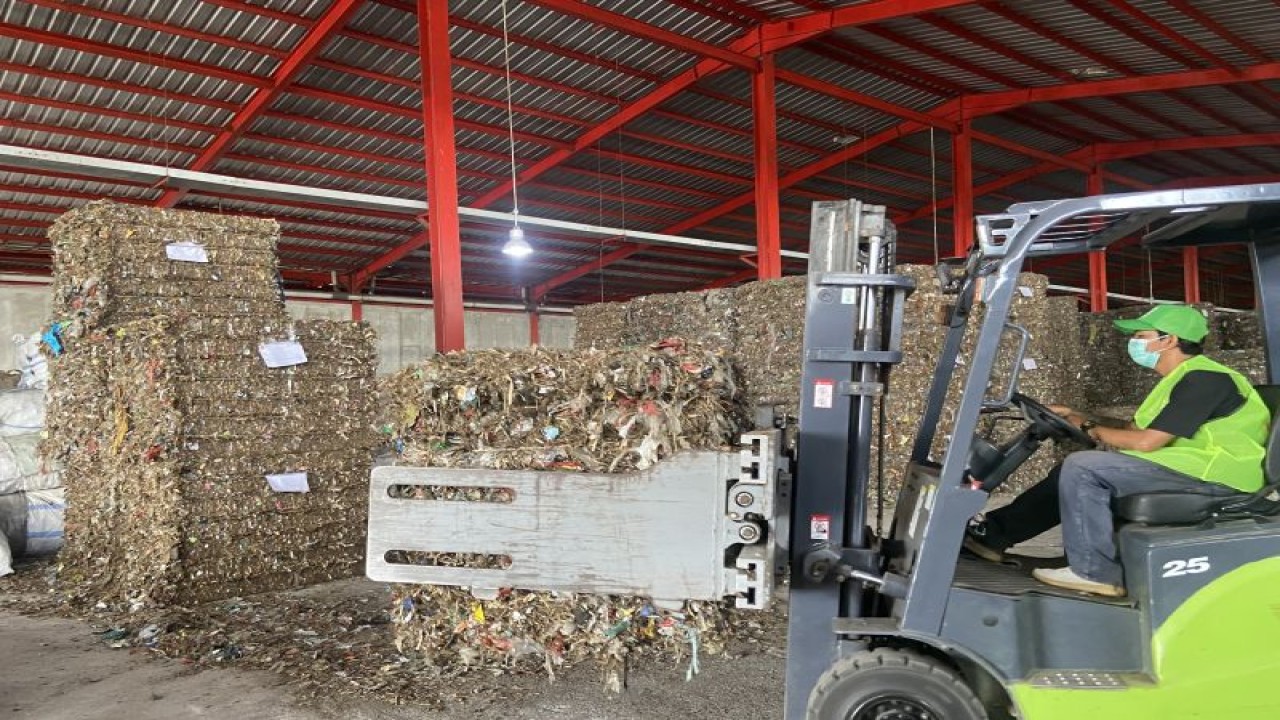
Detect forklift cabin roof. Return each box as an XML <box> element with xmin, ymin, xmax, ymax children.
<box><xmin>976</xmin><ymin>182</ymin><xmax>1280</xmax><ymax>259</ymax></box>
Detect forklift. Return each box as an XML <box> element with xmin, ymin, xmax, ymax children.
<box><xmin>367</xmin><ymin>183</ymin><xmax>1280</xmax><ymax>719</ymax></box>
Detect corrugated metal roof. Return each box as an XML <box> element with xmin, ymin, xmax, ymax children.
<box><xmin>0</xmin><ymin>0</ymin><xmax>1274</xmax><ymax>302</ymax></box>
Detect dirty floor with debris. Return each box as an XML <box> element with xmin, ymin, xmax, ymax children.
<box><xmin>1</xmin><ymin>500</ymin><xmax>1061</xmax><ymax>720</ymax></box>
<box><xmin>0</xmin><ymin>571</ymin><xmax>787</xmax><ymax>720</ymax></box>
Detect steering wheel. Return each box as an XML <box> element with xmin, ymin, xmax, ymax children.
<box><xmin>1011</xmin><ymin>392</ymin><xmax>1096</xmax><ymax>448</ymax></box>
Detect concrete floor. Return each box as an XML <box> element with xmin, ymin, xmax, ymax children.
<box><xmin>0</xmin><ymin>500</ymin><xmax>1062</xmax><ymax>720</ymax></box>
<box><xmin>0</xmin><ymin>605</ymin><xmax>784</xmax><ymax>720</ymax></box>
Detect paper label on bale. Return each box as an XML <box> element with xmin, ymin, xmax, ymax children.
<box><xmin>1018</xmin><ymin>285</ymin><xmax>1033</xmax><ymax>298</ymax></box>
<box><xmin>1022</xmin><ymin>358</ymin><xmax>1039</xmax><ymax>370</ymax></box>
<box><xmin>258</xmin><ymin>341</ymin><xmax>308</xmax><ymax>368</ymax></box>
<box><xmin>165</xmin><ymin>241</ymin><xmax>209</xmax><ymax>263</ymax></box>
<box><xmin>814</xmin><ymin>379</ymin><xmax>834</xmax><ymax>409</ymax></box>
<box><xmin>266</xmin><ymin>472</ymin><xmax>310</xmax><ymax>493</ymax></box>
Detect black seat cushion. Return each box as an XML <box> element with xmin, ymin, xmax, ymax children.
<box><xmin>1116</xmin><ymin>490</ymin><xmax>1255</xmax><ymax>525</ymax></box>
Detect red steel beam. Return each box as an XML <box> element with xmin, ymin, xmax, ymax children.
<box><xmin>152</xmin><ymin>0</ymin><xmax>368</xmax><ymax>210</ymax></box>
<box><xmin>417</xmin><ymin>0</ymin><xmax>464</xmax><ymax>350</ymax></box>
<box><xmin>963</xmin><ymin>61</ymin><xmax>1280</xmax><ymax>117</ymax></box>
<box><xmin>1094</xmin><ymin>134</ymin><xmax>1280</xmax><ymax>160</ymax></box>
<box><xmin>1183</xmin><ymin>247</ymin><xmax>1202</xmax><ymax>303</ymax></box>
<box><xmin>525</xmin><ymin>0</ymin><xmax>757</xmax><ymax>70</ymax></box>
<box><xmin>1087</xmin><ymin>163</ymin><xmax>1107</xmax><ymax>312</ymax></box>
<box><xmin>753</xmin><ymin>54</ymin><xmax>782</xmax><ymax>280</ymax></box>
<box><xmin>460</xmin><ymin>0</ymin><xmax>972</xmax><ymax>212</ymax></box>
<box><xmin>0</xmin><ymin>22</ymin><xmax>269</xmax><ymax>88</ymax></box>
<box><xmin>921</xmin><ymin>11</ymin><xmax>1245</xmax><ymax>174</ymax></box>
<box><xmin>952</xmin><ymin>121</ymin><xmax>974</xmax><ymax>257</ymax></box>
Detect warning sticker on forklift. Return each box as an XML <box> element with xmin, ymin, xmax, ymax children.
<box><xmin>810</xmin><ymin>514</ymin><xmax>831</xmax><ymax>540</ymax></box>
<box><xmin>814</xmin><ymin>379</ymin><xmax>834</xmax><ymax>408</ymax></box>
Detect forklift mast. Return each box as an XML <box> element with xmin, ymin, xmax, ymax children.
<box><xmin>784</xmin><ymin>200</ymin><xmax>914</xmax><ymax>719</ymax></box>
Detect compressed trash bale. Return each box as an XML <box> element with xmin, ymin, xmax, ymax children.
<box><xmin>48</xmin><ymin>316</ymin><xmax>379</xmax><ymax>607</ymax></box>
<box><xmin>1078</xmin><ymin>304</ymin><xmax>1226</xmax><ymax>410</ymax></box>
<box><xmin>1215</xmin><ymin>311</ymin><xmax>1261</xmax><ymax>351</ymax></box>
<box><xmin>732</xmin><ymin>276</ymin><xmax>807</xmax><ymax>419</ymax></box>
<box><xmin>378</xmin><ymin>340</ymin><xmax>744</xmax><ymax>687</ymax></box>
<box><xmin>1216</xmin><ymin>348</ymin><xmax>1268</xmax><ymax>385</ymax></box>
<box><xmin>46</xmin><ymin>201</ymin><xmax>288</xmax><ymax>337</ymax></box>
<box><xmin>572</xmin><ymin>266</ymin><xmax>1085</xmax><ymax>501</ymax></box>
<box><xmin>573</xmin><ymin>301</ymin><xmax>632</xmax><ymax>350</ymax></box>
<box><xmin>626</xmin><ymin>289</ymin><xmax>738</xmax><ymax>351</ymax></box>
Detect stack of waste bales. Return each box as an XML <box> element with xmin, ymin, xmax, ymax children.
<box><xmin>43</xmin><ymin>202</ymin><xmax>378</xmax><ymax>607</ymax></box>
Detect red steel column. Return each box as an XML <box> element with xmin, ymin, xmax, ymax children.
<box><xmin>1183</xmin><ymin>247</ymin><xmax>1201</xmax><ymax>303</ymax></box>
<box><xmin>951</xmin><ymin>120</ymin><xmax>973</xmax><ymax>256</ymax></box>
<box><xmin>752</xmin><ymin>54</ymin><xmax>782</xmax><ymax>279</ymax></box>
<box><xmin>351</xmin><ymin>299</ymin><xmax>364</xmax><ymax>322</ymax></box>
<box><xmin>418</xmin><ymin>0</ymin><xmax>465</xmax><ymax>351</ymax></box>
<box><xmin>529</xmin><ymin>309</ymin><xmax>541</xmax><ymax>346</ymax></box>
<box><xmin>1087</xmin><ymin>164</ymin><xmax>1108</xmax><ymax>312</ymax></box>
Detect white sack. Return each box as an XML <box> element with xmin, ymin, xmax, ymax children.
<box><xmin>0</xmin><ymin>487</ymin><xmax>64</xmax><ymax>557</ymax></box>
<box><xmin>13</xmin><ymin>333</ymin><xmax>48</xmax><ymax>390</ymax></box>
<box><xmin>0</xmin><ymin>531</ymin><xmax>12</xmax><ymax>577</ymax></box>
<box><xmin>24</xmin><ymin>487</ymin><xmax>64</xmax><ymax>556</ymax></box>
<box><xmin>0</xmin><ymin>388</ymin><xmax>45</xmax><ymax>437</ymax></box>
<box><xmin>0</xmin><ymin>434</ymin><xmax>60</xmax><ymax>495</ymax></box>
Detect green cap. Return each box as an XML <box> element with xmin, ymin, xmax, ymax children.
<box><xmin>1113</xmin><ymin>304</ymin><xmax>1209</xmax><ymax>342</ymax></box>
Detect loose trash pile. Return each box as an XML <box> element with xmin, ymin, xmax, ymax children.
<box><xmin>379</xmin><ymin>340</ymin><xmax>743</xmax><ymax>472</ymax></box>
<box><xmin>42</xmin><ymin>202</ymin><xmax>379</xmax><ymax>607</ymax></box>
<box><xmin>377</xmin><ymin>339</ymin><xmax>745</xmax><ymax>688</ymax></box>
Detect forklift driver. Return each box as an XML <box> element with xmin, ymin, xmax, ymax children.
<box><xmin>963</xmin><ymin>304</ymin><xmax>1271</xmax><ymax>597</ymax></box>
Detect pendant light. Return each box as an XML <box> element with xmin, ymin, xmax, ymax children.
<box><xmin>498</xmin><ymin>0</ymin><xmax>531</xmax><ymax>258</ymax></box>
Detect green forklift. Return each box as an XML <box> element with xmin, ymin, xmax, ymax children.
<box><xmin>791</xmin><ymin>184</ymin><xmax>1280</xmax><ymax>719</ymax></box>
<box><xmin>367</xmin><ymin>183</ymin><xmax>1280</xmax><ymax>719</ymax></box>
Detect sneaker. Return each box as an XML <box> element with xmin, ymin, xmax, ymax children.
<box><xmin>1032</xmin><ymin>566</ymin><xmax>1126</xmax><ymax>597</ymax></box>
<box><xmin>962</xmin><ymin>522</ymin><xmax>1005</xmax><ymax>563</ymax></box>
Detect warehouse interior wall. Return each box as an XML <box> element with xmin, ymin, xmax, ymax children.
<box><xmin>0</xmin><ymin>283</ymin><xmax>575</xmax><ymax>375</ymax></box>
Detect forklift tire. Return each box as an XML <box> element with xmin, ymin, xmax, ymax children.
<box><xmin>807</xmin><ymin>648</ymin><xmax>987</xmax><ymax>720</ymax></box>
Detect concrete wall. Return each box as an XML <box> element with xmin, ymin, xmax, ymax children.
<box><xmin>1</xmin><ymin>282</ymin><xmax>52</xmax><ymax>371</ymax></box>
<box><xmin>0</xmin><ymin>281</ymin><xmax>575</xmax><ymax>375</ymax></box>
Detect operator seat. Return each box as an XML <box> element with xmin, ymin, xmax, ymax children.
<box><xmin>1115</xmin><ymin>384</ymin><xmax>1280</xmax><ymax>525</ymax></box>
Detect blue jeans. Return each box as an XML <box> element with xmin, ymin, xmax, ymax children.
<box><xmin>982</xmin><ymin>451</ymin><xmax>1239</xmax><ymax>586</ymax></box>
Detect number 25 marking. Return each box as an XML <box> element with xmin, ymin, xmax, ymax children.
<box><xmin>1162</xmin><ymin>556</ymin><xmax>1210</xmax><ymax>578</ymax></box>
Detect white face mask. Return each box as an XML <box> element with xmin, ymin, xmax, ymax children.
<box><xmin>1127</xmin><ymin>335</ymin><xmax>1168</xmax><ymax>369</ymax></box>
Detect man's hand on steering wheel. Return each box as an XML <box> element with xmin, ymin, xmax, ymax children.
<box><xmin>1011</xmin><ymin>394</ymin><xmax>1097</xmax><ymax>448</ymax></box>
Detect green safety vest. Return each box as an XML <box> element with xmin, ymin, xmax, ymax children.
<box><xmin>1125</xmin><ymin>355</ymin><xmax>1271</xmax><ymax>492</ymax></box>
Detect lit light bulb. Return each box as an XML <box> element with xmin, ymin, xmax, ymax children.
<box><xmin>502</xmin><ymin>224</ymin><xmax>532</xmax><ymax>257</ymax></box>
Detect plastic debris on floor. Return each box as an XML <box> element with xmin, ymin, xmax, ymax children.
<box><xmin>377</xmin><ymin>339</ymin><xmax>746</xmax><ymax>690</ymax></box>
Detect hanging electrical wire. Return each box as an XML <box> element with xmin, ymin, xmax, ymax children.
<box><xmin>595</xmin><ymin>145</ymin><xmax>606</xmax><ymax>303</ymax></box>
<box><xmin>499</xmin><ymin>0</ymin><xmax>530</xmax><ymax>258</ymax></box>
